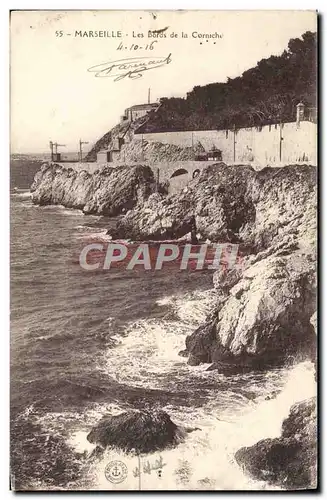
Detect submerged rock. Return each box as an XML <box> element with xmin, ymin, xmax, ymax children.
<box><xmin>87</xmin><ymin>410</ymin><xmax>186</xmax><ymax>454</ymax></box>
<box><xmin>31</xmin><ymin>163</ymin><xmax>155</xmax><ymax>216</ymax></box>
<box><xmin>235</xmin><ymin>397</ymin><xmax>317</xmax><ymax>490</ymax></box>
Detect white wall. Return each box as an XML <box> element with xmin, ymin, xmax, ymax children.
<box><xmin>136</xmin><ymin>121</ymin><xmax>317</xmax><ymax>167</ymax></box>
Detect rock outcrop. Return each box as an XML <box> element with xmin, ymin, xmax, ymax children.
<box><xmin>114</xmin><ymin>139</ymin><xmax>206</xmax><ymax>164</ymax></box>
<box><xmin>31</xmin><ymin>163</ymin><xmax>155</xmax><ymax>215</ymax></box>
<box><xmin>111</xmin><ymin>163</ymin><xmax>257</xmax><ymax>242</ymax></box>
<box><xmin>87</xmin><ymin>410</ymin><xmax>186</xmax><ymax>454</ymax></box>
<box><xmin>185</xmin><ymin>247</ymin><xmax>316</xmax><ymax>371</ymax></box>
<box><xmin>110</xmin><ymin>163</ymin><xmax>316</xmax><ymax>249</ymax></box>
<box><xmin>31</xmin><ymin>161</ymin><xmax>317</xmax><ymax>373</ymax></box>
<box><xmin>235</xmin><ymin>397</ymin><xmax>317</xmax><ymax>490</ymax></box>
<box><xmin>85</xmin><ymin>116</ymin><xmax>206</xmax><ymax>163</ymax></box>
<box><xmin>109</xmin><ymin>163</ymin><xmax>317</xmax><ymax>372</ymax></box>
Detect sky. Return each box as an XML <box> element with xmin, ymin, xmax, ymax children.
<box><xmin>10</xmin><ymin>10</ymin><xmax>317</xmax><ymax>154</ymax></box>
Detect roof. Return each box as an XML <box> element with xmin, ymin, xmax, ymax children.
<box><xmin>126</xmin><ymin>103</ymin><xmax>159</xmax><ymax>111</ymax></box>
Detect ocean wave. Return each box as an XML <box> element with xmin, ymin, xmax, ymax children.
<box><xmin>74</xmin><ymin>225</ymin><xmax>104</xmax><ymax>232</ymax></box>
<box><xmin>77</xmin><ymin>361</ymin><xmax>316</xmax><ymax>491</ymax></box>
<box><xmin>11</xmin><ymin>190</ymin><xmax>31</xmax><ymax>198</ymax></box>
<box><xmin>23</xmin><ymin>357</ymin><xmax>315</xmax><ymax>491</ymax></box>
<box><xmin>74</xmin><ymin>228</ymin><xmax>113</xmax><ymax>242</ymax></box>
<box><xmin>37</xmin><ymin>205</ymin><xmax>84</xmax><ymax>216</ymax></box>
<box><xmin>101</xmin><ymin>289</ymin><xmax>215</xmax><ymax>390</ymax></box>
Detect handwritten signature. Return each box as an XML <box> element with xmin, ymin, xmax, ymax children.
<box><xmin>133</xmin><ymin>456</ymin><xmax>166</xmax><ymax>477</ymax></box>
<box><xmin>87</xmin><ymin>54</ymin><xmax>172</xmax><ymax>81</ymax></box>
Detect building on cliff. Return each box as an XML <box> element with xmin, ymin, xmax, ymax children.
<box><xmin>121</xmin><ymin>102</ymin><xmax>160</xmax><ymax>123</ymax></box>
<box><xmin>96</xmin><ymin>100</ymin><xmax>160</xmax><ymax>164</ymax></box>
<box><xmin>95</xmin><ymin>102</ymin><xmax>316</xmax><ymax>179</ymax></box>
<box><xmin>97</xmin><ymin>137</ymin><xmax>125</xmax><ymax>164</ymax></box>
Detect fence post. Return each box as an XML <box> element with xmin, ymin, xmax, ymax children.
<box><xmin>233</xmin><ymin>124</ymin><xmax>236</xmax><ymax>163</ymax></box>
<box><xmin>279</xmin><ymin>122</ymin><xmax>283</xmax><ymax>162</ymax></box>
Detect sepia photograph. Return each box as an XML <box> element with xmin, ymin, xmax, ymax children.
<box><xmin>10</xmin><ymin>9</ymin><xmax>317</xmax><ymax>491</ymax></box>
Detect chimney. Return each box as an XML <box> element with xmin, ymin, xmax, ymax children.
<box><xmin>296</xmin><ymin>102</ymin><xmax>305</xmax><ymax>127</ymax></box>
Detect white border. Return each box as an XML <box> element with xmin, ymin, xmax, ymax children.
<box><xmin>3</xmin><ymin>1</ymin><xmax>325</xmax><ymax>498</ymax></box>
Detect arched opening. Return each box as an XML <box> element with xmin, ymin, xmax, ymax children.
<box><xmin>192</xmin><ymin>169</ymin><xmax>200</xmax><ymax>179</ymax></box>
<box><xmin>170</xmin><ymin>168</ymin><xmax>188</xmax><ymax>178</ymax></box>
<box><xmin>169</xmin><ymin>168</ymin><xmax>189</xmax><ymax>195</ymax></box>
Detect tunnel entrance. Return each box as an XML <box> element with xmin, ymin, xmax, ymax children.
<box><xmin>170</xmin><ymin>168</ymin><xmax>188</xmax><ymax>178</ymax></box>
<box><xmin>169</xmin><ymin>168</ymin><xmax>189</xmax><ymax>194</ymax></box>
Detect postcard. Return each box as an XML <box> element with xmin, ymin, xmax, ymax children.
<box><xmin>10</xmin><ymin>10</ymin><xmax>317</xmax><ymax>491</ymax></box>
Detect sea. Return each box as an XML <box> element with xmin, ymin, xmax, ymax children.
<box><xmin>10</xmin><ymin>158</ymin><xmax>316</xmax><ymax>491</ymax></box>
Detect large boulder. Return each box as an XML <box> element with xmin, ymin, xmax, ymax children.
<box><xmin>214</xmin><ymin>251</ymin><xmax>316</xmax><ymax>362</ymax></box>
<box><xmin>31</xmin><ymin>163</ymin><xmax>155</xmax><ymax>216</ymax></box>
<box><xmin>235</xmin><ymin>397</ymin><xmax>317</xmax><ymax>490</ymax></box>
<box><xmin>183</xmin><ymin>248</ymin><xmax>316</xmax><ymax>372</ymax></box>
<box><xmin>87</xmin><ymin>410</ymin><xmax>185</xmax><ymax>454</ymax></box>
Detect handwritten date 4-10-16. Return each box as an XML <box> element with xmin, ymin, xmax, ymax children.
<box><xmin>117</xmin><ymin>41</ymin><xmax>157</xmax><ymax>51</ymax></box>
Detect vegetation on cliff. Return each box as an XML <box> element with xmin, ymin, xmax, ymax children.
<box><xmin>85</xmin><ymin>31</ymin><xmax>316</xmax><ymax>163</ymax></box>
<box><xmin>136</xmin><ymin>31</ymin><xmax>316</xmax><ymax>133</ymax></box>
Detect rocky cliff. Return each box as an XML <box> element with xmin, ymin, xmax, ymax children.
<box><xmin>110</xmin><ymin>163</ymin><xmax>316</xmax><ymax>250</ymax></box>
<box><xmin>29</xmin><ymin>159</ymin><xmax>317</xmax><ymax>488</ymax></box>
<box><xmin>235</xmin><ymin>397</ymin><xmax>317</xmax><ymax>489</ymax></box>
<box><xmin>30</xmin><ymin>163</ymin><xmax>156</xmax><ymax>215</ymax></box>
<box><xmin>31</xmin><ymin>161</ymin><xmax>317</xmax><ymax>371</ymax></box>
<box><xmin>107</xmin><ymin>162</ymin><xmax>316</xmax><ymax>488</ymax></box>
<box><xmin>110</xmin><ymin>163</ymin><xmax>317</xmax><ymax>372</ymax></box>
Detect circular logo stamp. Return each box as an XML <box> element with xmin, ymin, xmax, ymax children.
<box><xmin>105</xmin><ymin>460</ymin><xmax>128</xmax><ymax>484</ymax></box>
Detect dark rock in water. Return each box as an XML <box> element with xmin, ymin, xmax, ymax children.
<box><xmin>235</xmin><ymin>397</ymin><xmax>317</xmax><ymax>490</ymax></box>
<box><xmin>88</xmin><ymin>445</ymin><xmax>105</xmax><ymax>460</ymax></box>
<box><xmin>178</xmin><ymin>349</ymin><xmax>189</xmax><ymax>358</ymax></box>
<box><xmin>264</xmin><ymin>391</ymin><xmax>279</xmax><ymax>401</ymax></box>
<box><xmin>87</xmin><ymin>410</ymin><xmax>185</xmax><ymax>454</ymax></box>
<box><xmin>185</xmin><ymin>426</ymin><xmax>201</xmax><ymax>433</ymax></box>
<box><xmin>187</xmin><ymin>354</ymin><xmax>201</xmax><ymax>366</ymax></box>
<box><xmin>185</xmin><ymin>320</ymin><xmax>216</xmax><ymax>365</ymax></box>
